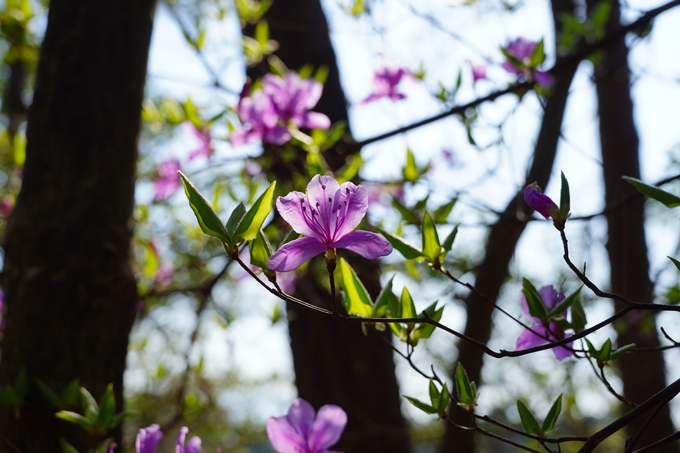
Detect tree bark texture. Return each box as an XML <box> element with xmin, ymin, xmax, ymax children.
<box><xmin>590</xmin><ymin>0</ymin><xmax>677</xmax><ymax>450</ymax></box>
<box><xmin>0</xmin><ymin>0</ymin><xmax>157</xmax><ymax>451</ymax></box>
<box><xmin>438</xmin><ymin>1</ymin><xmax>579</xmax><ymax>451</ymax></box>
<box><xmin>244</xmin><ymin>1</ymin><xmax>410</xmax><ymax>451</ymax></box>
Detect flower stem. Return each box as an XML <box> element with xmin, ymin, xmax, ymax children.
<box><xmin>325</xmin><ymin>248</ymin><xmax>338</xmax><ymax>314</ymax></box>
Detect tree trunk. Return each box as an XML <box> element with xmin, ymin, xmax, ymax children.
<box><xmin>438</xmin><ymin>1</ymin><xmax>578</xmax><ymax>451</ymax></box>
<box><xmin>243</xmin><ymin>1</ymin><xmax>409</xmax><ymax>451</ymax></box>
<box><xmin>0</xmin><ymin>0</ymin><xmax>157</xmax><ymax>451</ymax></box>
<box><xmin>590</xmin><ymin>1</ymin><xmax>677</xmax><ymax>450</ymax></box>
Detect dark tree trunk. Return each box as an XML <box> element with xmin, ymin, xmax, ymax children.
<box><xmin>438</xmin><ymin>1</ymin><xmax>578</xmax><ymax>451</ymax></box>
<box><xmin>244</xmin><ymin>1</ymin><xmax>409</xmax><ymax>451</ymax></box>
<box><xmin>0</xmin><ymin>0</ymin><xmax>157</xmax><ymax>451</ymax></box>
<box><xmin>590</xmin><ymin>1</ymin><xmax>677</xmax><ymax>450</ymax></box>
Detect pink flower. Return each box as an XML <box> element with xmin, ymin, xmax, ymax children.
<box><xmin>153</xmin><ymin>159</ymin><xmax>182</xmax><ymax>201</ymax></box>
<box><xmin>360</xmin><ymin>65</ymin><xmax>411</xmax><ymax>104</ymax></box>
<box><xmin>524</xmin><ymin>182</ymin><xmax>557</xmax><ymax>219</ymax></box>
<box><xmin>268</xmin><ymin>175</ymin><xmax>393</xmax><ymax>272</ymax></box>
<box><xmin>267</xmin><ymin>398</ymin><xmax>347</xmax><ymax>453</ymax></box>
<box><xmin>468</xmin><ymin>60</ymin><xmax>487</xmax><ymax>83</ymax></box>
<box><xmin>136</xmin><ymin>424</ymin><xmax>163</xmax><ymax>453</ymax></box>
<box><xmin>516</xmin><ymin>285</ymin><xmax>573</xmax><ymax>360</ymax></box>
<box><xmin>187</xmin><ymin>123</ymin><xmax>213</xmax><ymax>161</ymax></box>
<box><xmin>230</xmin><ymin>90</ymin><xmax>290</xmax><ymax>147</ymax></box>
<box><xmin>176</xmin><ymin>426</ymin><xmax>201</xmax><ymax>453</ymax></box>
<box><xmin>501</xmin><ymin>37</ymin><xmax>554</xmax><ymax>87</ymax></box>
<box><xmin>263</xmin><ymin>73</ymin><xmax>330</xmax><ymax>129</ymax></box>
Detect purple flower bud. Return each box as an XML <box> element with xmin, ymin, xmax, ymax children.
<box><xmin>524</xmin><ymin>182</ymin><xmax>557</xmax><ymax>219</ymax></box>
<box><xmin>136</xmin><ymin>424</ymin><xmax>163</xmax><ymax>453</ymax></box>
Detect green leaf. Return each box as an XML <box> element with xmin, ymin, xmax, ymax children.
<box><xmin>374</xmin><ymin>276</ymin><xmax>397</xmax><ymax>317</ymax></box>
<box><xmin>437</xmin><ymin>382</ymin><xmax>450</xmax><ymax>415</ymax></box>
<box><xmin>522</xmin><ymin>278</ymin><xmax>548</xmax><ymax>320</ymax></box>
<box><xmin>421</xmin><ymin>212</ymin><xmax>442</xmax><ymax>263</ymax></box>
<box><xmin>541</xmin><ymin>394</ymin><xmax>562</xmax><ymax>434</ymax></box>
<box><xmin>255</xmin><ymin>20</ymin><xmax>269</xmax><ymax>47</ymax></box>
<box><xmin>570</xmin><ymin>298</ymin><xmax>587</xmax><ymax>332</ymax></box>
<box><xmin>433</xmin><ymin>198</ymin><xmax>457</xmax><ymax>224</ymax></box>
<box><xmin>79</xmin><ymin>387</ymin><xmax>99</xmax><ymax>421</ymax></box>
<box><xmin>351</xmin><ymin>0</ymin><xmax>365</xmax><ymax>16</ymax></box>
<box><xmin>95</xmin><ymin>384</ymin><xmax>115</xmax><ymax>430</ymax></box>
<box><xmin>413</xmin><ymin>302</ymin><xmax>444</xmax><ymax>340</ymax></box>
<box><xmin>0</xmin><ymin>386</ymin><xmax>23</xmax><ymax>407</ymax></box>
<box><xmin>179</xmin><ymin>171</ymin><xmax>230</xmax><ymax>243</ymax></box>
<box><xmin>429</xmin><ymin>380</ymin><xmax>440</xmax><ymax>407</ymax></box>
<box><xmin>668</xmin><ymin>256</ymin><xmax>680</xmax><ymax>272</ymax></box>
<box><xmin>455</xmin><ymin>363</ymin><xmax>476</xmax><ymax>408</ymax></box>
<box><xmin>560</xmin><ymin>171</ymin><xmax>570</xmax><ymax>211</ymax></box>
<box><xmin>517</xmin><ymin>400</ymin><xmax>541</xmax><ymax>435</ymax></box>
<box><xmin>548</xmin><ymin>286</ymin><xmax>582</xmax><ymax>318</ymax></box>
<box><xmin>36</xmin><ymin>379</ymin><xmax>62</xmax><ymax>409</ymax></box>
<box><xmin>400</xmin><ymin>286</ymin><xmax>417</xmax><ymax>319</ymax></box>
<box><xmin>585</xmin><ymin>338</ymin><xmax>598</xmax><ymax>357</ymax></box>
<box><xmin>442</xmin><ymin>225</ymin><xmax>459</xmax><ymax>252</ymax></box>
<box><xmin>56</xmin><ymin>411</ymin><xmax>93</xmax><ymax>431</ymax></box>
<box><xmin>15</xmin><ymin>369</ymin><xmax>29</xmax><ymax>399</ymax></box>
<box><xmin>404</xmin><ymin>396</ymin><xmax>438</xmax><ymax>414</ymax></box>
<box><xmin>599</xmin><ymin>338</ymin><xmax>612</xmax><ymax>362</ymax></box>
<box><xmin>313</xmin><ymin>65</ymin><xmax>330</xmax><ymax>85</ymax></box>
<box><xmin>225</xmin><ymin>202</ymin><xmax>246</xmax><ymax>238</ymax></box>
<box><xmin>609</xmin><ymin>343</ymin><xmax>635</xmax><ymax>361</ymax></box>
<box><xmin>249</xmin><ymin>230</ymin><xmax>273</xmax><ymax>269</ymax></box>
<box><xmin>529</xmin><ymin>39</ymin><xmax>546</xmax><ymax>66</ymax></box>
<box><xmin>590</xmin><ymin>1</ymin><xmax>612</xmax><ymax>28</ymax></box>
<box><xmin>59</xmin><ymin>439</ymin><xmax>81</xmax><ymax>453</ymax></box>
<box><xmin>61</xmin><ymin>379</ymin><xmax>81</xmax><ymax>407</ymax></box>
<box><xmin>403</xmin><ymin>148</ymin><xmax>419</xmax><ymax>183</ymax></box>
<box><xmin>234</xmin><ymin>181</ymin><xmax>277</xmax><ymax>242</ymax></box>
<box><xmin>338</xmin><ymin>258</ymin><xmax>374</xmax><ymax>317</ymax></box>
<box><xmin>622</xmin><ymin>176</ymin><xmax>680</xmax><ymax>208</ymax></box>
<box><xmin>379</xmin><ymin>229</ymin><xmax>423</xmax><ymax>260</ymax></box>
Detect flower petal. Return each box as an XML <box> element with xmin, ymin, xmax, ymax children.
<box><xmin>287</xmin><ymin>398</ymin><xmax>316</xmax><ymax>438</ymax></box>
<box><xmin>276</xmin><ymin>191</ymin><xmax>321</xmax><ymax>238</ymax></box>
<box><xmin>539</xmin><ymin>285</ymin><xmax>564</xmax><ymax>311</ymax></box>
<box><xmin>552</xmin><ymin>338</ymin><xmax>574</xmax><ymax>360</ymax></box>
<box><xmin>306</xmin><ymin>175</ymin><xmax>341</xmax><ymax>210</ymax></box>
<box><xmin>176</xmin><ymin>427</ymin><xmax>188</xmax><ymax>453</ymax></box>
<box><xmin>307</xmin><ymin>405</ymin><xmax>347</xmax><ymax>451</ymax></box>
<box><xmin>300</xmin><ymin>111</ymin><xmax>331</xmax><ymax>130</ymax></box>
<box><xmin>332</xmin><ymin>230</ymin><xmax>393</xmax><ymax>260</ymax></box>
<box><xmin>268</xmin><ymin>237</ymin><xmax>329</xmax><ymax>272</ymax></box>
<box><xmin>267</xmin><ymin>416</ymin><xmax>307</xmax><ymax>453</ymax></box>
<box><xmin>185</xmin><ymin>437</ymin><xmax>202</xmax><ymax>453</ymax></box>
<box><xmin>515</xmin><ymin>326</ymin><xmax>547</xmax><ymax>351</ymax></box>
<box><xmin>136</xmin><ymin>424</ymin><xmax>163</xmax><ymax>453</ymax></box>
<box><xmin>533</xmin><ymin>70</ymin><xmax>554</xmax><ymax>88</ymax></box>
<box><xmin>331</xmin><ymin>183</ymin><xmax>368</xmax><ymax>240</ymax></box>
<box><xmin>264</xmin><ymin>126</ymin><xmax>291</xmax><ymax>145</ymax></box>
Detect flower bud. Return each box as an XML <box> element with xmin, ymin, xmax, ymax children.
<box><xmin>524</xmin><ymin>182</ymin><xmax>557</xmax><ymax>220</ymax></box>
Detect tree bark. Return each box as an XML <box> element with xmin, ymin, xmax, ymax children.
<box><xmin>244</xmin><ymin>1</ymin><xmax>409</xmax><ymax>451</ymax></box>
<box><xmin>438</xmin><ymin>1</ymin><xmax>578</xmax><ymax>451</ymax></box>
<box><xmin>0</xmin><ymin>0</ymin><xmax>157</xmax><ymax>451</ymax></box>
<box><xmin>590</xmin><ymin>0</ymin><xmax>677</xmax><ymax>450</ymax></box>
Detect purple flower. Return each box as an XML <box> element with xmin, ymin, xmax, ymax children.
<box><xmin>268</xmin><ymin>175</ymin><xmax>393</xmax><ymax>272</ymax></box>
<box><xmin>267</xmin><ymin>398</ymin><xmax>347</xmax><ymax>453</ymax></box>
<box><xmin>501</xmin><ymin>38</ymin><xmax>554</xmax><ymax>87</ymax></box>
<box><xmin>136</xmin><ymin>424</ymin><xmax>163</xmax><ymax>453</ymax></box>
<box><xmin>468</xmin><ymin>60</ymin><xmax>487</xmax><ymax>83</ymax></box>
<box><xmin>524</xmin><ymin>182</ymin><xmax>557</xmax><ymax>219</ymax></box>
<box><xmin>360</xmin><ymin>65</ymin><xmax>411</xmax><ymax>104</ymax></box>
<box><xmin>516</xmin><ymin>285</ymin><xmax>573</xmax><ymax>360</ymax></box>
<box><xmin>176</xmin><ymin>426</ymin><xmax>202</xmax><ymax>453</ymax></box>
<box><xmin>262</xmin><ymin>73</ymin><xmax>331</xmax><ymax>130</ymax></box>
<box><xmin>153</xmin><ymin>159</ymin><xmax>182</xmax><ymax>201</ymax></box>
<box><xmin>0</xmin><ymin>194</ymin><xmax>14</xmax><ymax>218</ymax></box>
<box><xmin>187</xmin><ymin>123</ymin><xmax>213</xmax><ymax>161</ymax></box>
<box><xmin>230</xmin><ymin>90</ymin><xmax>290</xmax><ymax>148</ymax></box>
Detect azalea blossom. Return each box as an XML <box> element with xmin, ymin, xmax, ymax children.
<box><xmin>268</xmin><ymin>175</ymin><xmax>393</xmax><ymax>272</ymax></box>
<box><xmin>524</xmin><ymin>182</ymin><xmax>557</xmax><ymax>219</ymax></box>
<box><xmin>516</xmin><ymin>285</ymin><xmax>573</xmax><ymax>360</ymax></box>
<box><xmin>153</xmin><ymin>159</ymin><xmax>182</xmax><ymax>201</ymax></box>
<box><xmin>187</xmin><ymin>123</ymin><xmax>213</xmax><ymax>161</ymax></box>
<box><xmin>468</xmin><ymin>60</ymin><xmax>487</xmax><ymax>83</ymax></box>
<box><xmin>267</xmin><ymin>398</ymin><xmax>347</xmax><ymax>453</ymax></box>
<box><xmin>262</xmin><ymin>73</ymin><xmax>331</xmax><ymax>130</ymax></box>
<box><xmin>135</xmin><ymin>424</ymin><xmax>163</xmax><ymax>453</ymax></box>
<box><xmin>360</xmin><ymin>65</ymin><xmax>411</xmax><ymax>104</ymax></box>
<box><xmin>230</xmin><ymin>90</ymin><xmax>290</xmax><ymax>147</ymax></box>
<box><xmin>176</xmin><ymin>426</ymin><xmax>202</xmax><ymax>453</ymax></box>
<box><xmin>501</xmin><ymin>37</ymin><xmax>554</xmax><ymax>87</ymax></box>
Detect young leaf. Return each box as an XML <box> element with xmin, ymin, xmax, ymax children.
<box><xmin>517</xmin><ymin>400</ymin><xmax>541</xmax><ymax>435</ymax></box>
<box><xmin>404</xmin><ymin>396</ymin><xmax>438</xmax><ymax>415</ymax></box>
<box><xmin>668</xmin><ymin>256</ymin><xmax>680</xmax><ymax>272</ymax></box>
<box><xmin>225</xmin><ymin>202</ymin><xmax>247</xmax><ymax>238</ymax></box>
<box><xmin>455</xmin><ymin>363</ymin><xmax>476</xmax><ymax>409</ymax></box>
<box><xmin>60</xmin><ymin>379</ymin><xmax>80</xmax><ymax>408</ymax></box>
<box><xmin>622</xmin><ymin>176</ymin><xmax>680</xmax><ymax>208</ymax></box>
<box><xmin>530</xmin><ymin>39</ymin><xmax>546</xmax><ymax>66</ymax></box>
<box><xmin>560</xmin><ymin>172</ymin><xmax>570</xmax><ymax>211</ymax></box>
<box><xmin>541</xmin><ymin>394</ymin><xmax>562</xmax><ymax>434</ymax></box>
<box><xmin>59</xmin><ymin>439</ymin><xmax>81</xmax><ymax>453</ymax></box>
<box><xmin>95</xmin><ymin>384</ymin><xmax>115</xmax><ymax>430</ymax></box>
<box><xmin>429</xmin><ymin>380</ymin><xmax>440</xmax><ymax>407</ymax></box>
<box><xmin>249</xmin><ymin>230</ymin><xmax>274</xmax><ymax>269</ymax></box>
<box><xmin>422</xmin><ymin>212</ymin><xmax>442</xmax><ymax>263</ymax></box>
<box><xmin>433</xmin><ymin>198</ymin><xmax>457</xmax><ymax>224</ymax></box>
<box><xmin>379</xmin><ymin>229</ymin><xmax>423</xmax><ymax>260</ymax></box>
<box><xmin>374</xmin><ymin>276</ymin><xmax>398</xmax><ymax>317</ymax></box>
<box><xmin>522</xmin><ymin>278</ymin><xmax>548</xmax><ymax>320</ymax></box>
<box><xmin>56</xmin><ymin>411</ymin><xmax>93</xmax><ymax>432</ymax></box>
<box><xmin>403</xmin><ymin>148</ymin><xmax>419</xmax><ymax>183</ymax></box>
<box><xmin>179</xmin><ymin>171</ymin><xmax>230</xmax><ymax>243</ymax></box>
<box><xmin>609</xmin><ymin>343</ymin><xmax>636</xmax><ymax>361</ymax></box>
<box><xmin>585</xmin><ymin>338</ymin><xmax>598</xmax><ymax>357</ymax></box>
<box><xmin>36</xmin><ymin>379</ymin><xmax>62</xmax><ymax>409</ymax></box>
<box><xmin>442</xmin><ymin>225</ymin><xmax>459</xmax><ymax>253</ymax></box>
<box><xmin>400</xmin><ymin>286</ymin><xmax>417</xmax><ymax>319</ymax></box>
<box><xmin>338</xmin><ymin>258</ymin><xmax>374</xmax><ymax>317</ymax></box>
<box><xmin>437</xmin><ymin>382</ymin><xmax>450</xmax><ymax>415</ymax></box>
<box><xmin>599</xmin><ymin>338</ymin><xmax>612</xmax><ymax>363</ymax></box>
<box><xmin>79</xmin><ymin>387</ymin><xmax>99</xmax><ymax>421</ymax></box>
<box><xmin>548</xmin><ymin>286</ymin><xmax>582</xmax><ymax>317</ymax></box>
<box><xmin>413</xmin><ymin>302</ymin><xmax>444</xmax><ymax>340</ymax></box>
<box><xmin>234</xmin><ymin>181</ymin><xmax>277</xmax><ymax>242</ymax></box>
<box><xmin>570</xmin><ymin>297</ymin><xmax>587</xmax><ymax>332</ymax></box>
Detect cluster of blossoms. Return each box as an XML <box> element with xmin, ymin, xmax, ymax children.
<box><xmin>501</xmin><ymin>37</ymin><xmax>554</xmax><ymax>87</ymax></box>
<box><xmin>230</xmin><ymin>72</ymin><xmax>331</xmax><ymax>148</ymax></box>
<box><xmin>130</xmin><ymin>425</ymin><xmax>201</xmax><ymax>453</ymax></box>
<box><xmin>268</xmin><ymin>175</ymin><xmax>393</xmax><ymax>272</ymax></box>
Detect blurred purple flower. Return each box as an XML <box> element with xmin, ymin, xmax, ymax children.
<box><xmin>176</xmin><ymin>427</ymin><xmax>202</xmax><ymax>453</ymax></box>
<box><xmin>267</xmin><ymin>398</ymin><xmax>347</xmax><ymax>453</ymax></box>
<box><xmin>244</xmin><ymin>160</ymin><xmax>262</xmax><ymax>177</ymax></box>
<box><xmin>360</xmin><ymin>65</ymin><xmax>411</xmax><ymax>104</ymax></box>
<box><xmin>268</xmin><ymin>175</ymin><xmax>393</xmax><ymax>272</ymax></box>
<box><xmin>365</xmin><ymin>183</ymin><xmax>404</xmax><ymax>207</ymax></box>
<box><xmin>187</xmin><ymin>123</ymin><xmax>213</xmax><ymax>161</ymax></box>
<box><xmin>468</xmin><ymin>60</ymin><xmax>487</xmax><ymax>83</ymax></box>
<box><xmin>516</xmin><ymin>285</ymin><xmax>573</xmax><ymax>360</ymax></box>
<box><xmin>136</xmin><ymin>424</ymin><xmax>163</xmax><ymax>453</ymax></box>
<box><xmin>230</xmin><ymin>90</ymin><xmax>290</xmax><ymax>147</ymax></box>
<box><xmin>154</xmin><ymin>262</ymin><xmax>174</xmax><ymax>288</ymax></box>
<box><xmin>501</xmin><ymin>37</ymin><xmax>554</xmax><ymax>87</ymax></box>
<box><xmin>153</xmin><ymin>159</ymin><xmax>182</xmax><ymax>201</ymax></box>
<box><xmin>524</xmin><ymin>182</ymin><xmax>557</xmax><ymax>219</ymax></box>
<box><xmin>0</xmin><ymin>194</ymin><xmax>14</xmax><ymax>219</ymax></box>
<box><xmin>263</xmin><ymin>73</ymin><xmax>331</xmax><ymax>130</ymax></box>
